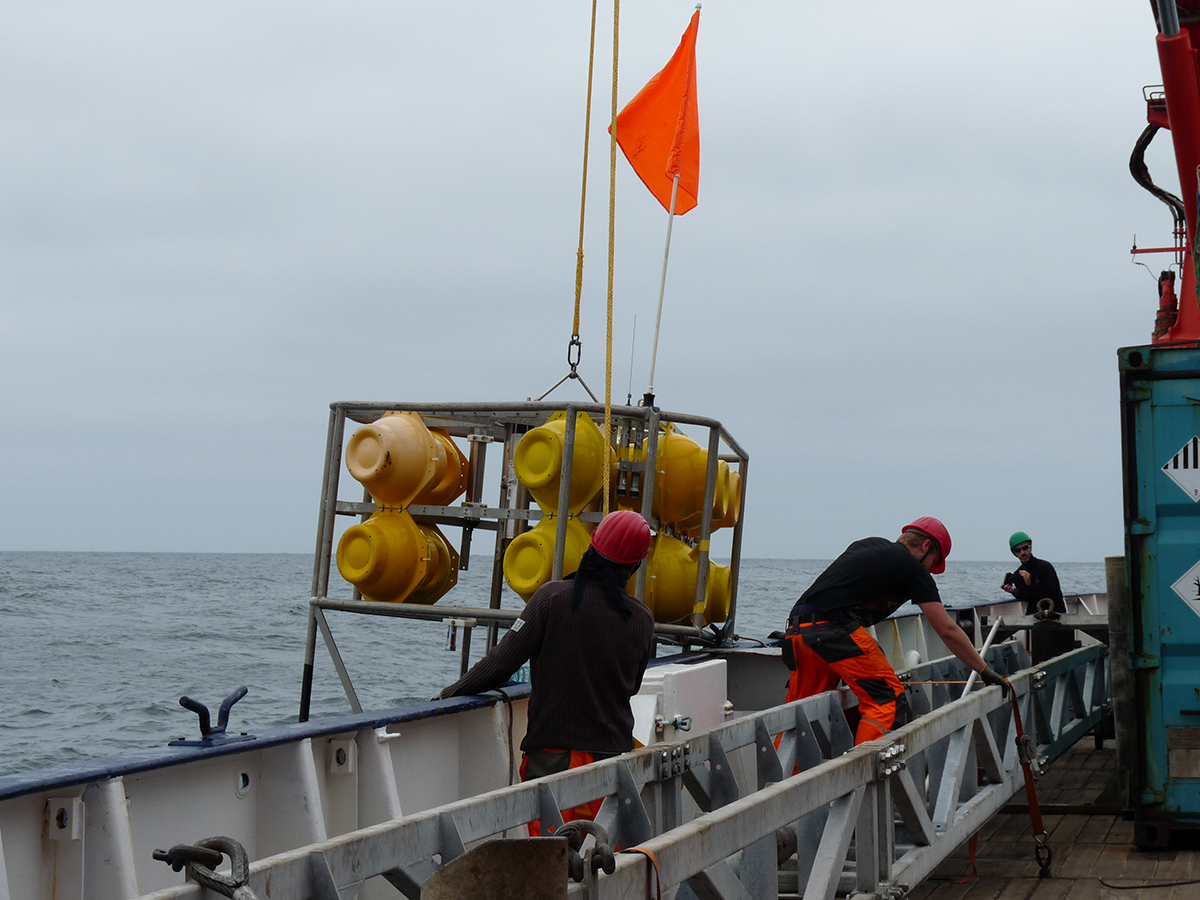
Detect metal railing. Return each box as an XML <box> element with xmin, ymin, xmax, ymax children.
<box><xmin>141</xmin><ymin>641</ymin><xmax>1108</xmax><ymax>900</ymax></box>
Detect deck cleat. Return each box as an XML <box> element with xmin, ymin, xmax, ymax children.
<box><xmin>168</xmin><ymin>686</ymin><xmax>255</xmax><ymax>748</ymax></box>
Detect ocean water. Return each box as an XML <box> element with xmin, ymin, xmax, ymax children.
<box><xmin>0</xmin><ymin>552</ymin><xmax>1107</xmax><ymax>777</ymax></box>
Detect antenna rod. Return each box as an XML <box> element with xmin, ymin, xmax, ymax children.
<box><xmin>626</xmin><ymin>315</ymin><xmax>637</xmax><ymax>404</ymax></box>
<box><xmin>646</xmin><ymin>172</ymin><xmax>681</xmax><ymax>401</ymax></box>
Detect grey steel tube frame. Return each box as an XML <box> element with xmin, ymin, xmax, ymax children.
<box><xmin>300</xmin><ymin>401</ymin><xmax>749</xmax><ymax>721</ymax></box>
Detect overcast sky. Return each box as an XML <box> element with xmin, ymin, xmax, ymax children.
<box><xmin>0</xmin><ymin>2</ymin><xmax>1180</xmax><ymax>563</ymax></box>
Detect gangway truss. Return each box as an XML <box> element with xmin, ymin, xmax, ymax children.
<box><xmin>141</xmin><ymin>641</ymin><xmax>1107</xmax><ymax>900</ymax></box>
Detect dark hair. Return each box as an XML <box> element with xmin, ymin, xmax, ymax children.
<box><xmin>571</xmin><ymin>547</ymin><xmax>638</xmax><ymax>616</ymax></box>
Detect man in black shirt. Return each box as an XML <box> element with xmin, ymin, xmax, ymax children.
<box><xmin>1002</xmin><ymin>531</ymin><xmax>1064</xmax><ymax>614</ymax></box>
<box><xmin>784</xmin><ymin>517</ymin><xmax>1009</xmax><ymax>744</ymax></box>
<box><xmin>438</xmin><ymin>509</ymin><xmax>654</xmax><ymax>832</ymax></box>
<box><xmin>1003</xmin><ymin>531</ymin><xmax>1071</xmax><ymax>661</ymax></box>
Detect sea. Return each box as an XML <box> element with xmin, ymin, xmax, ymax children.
<box><xmin>0</xmin><ymin>552</ymin><xmax>1107</xmax><ymax>778</ymax></box>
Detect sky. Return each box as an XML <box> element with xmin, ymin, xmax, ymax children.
<box><xmin>0</xmin><ymin>1</ymin><xmax>1181</xmax><ymax>563</ymax></box>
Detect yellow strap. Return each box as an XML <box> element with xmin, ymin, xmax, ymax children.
<box><xmin>571</xmin><ymin>0</ymin><xmax>599</xmax><ymax>340</ymax></box>
<box><xmin>603</xmin><ymin>0</ymin><xmax>620</xmax><ymax>515</ymax></box>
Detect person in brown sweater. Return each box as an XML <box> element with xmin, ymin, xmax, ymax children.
<box><xmin>438</xmin><ymin>510</ymin><xmax>655</xmax><ymax>831</ymax></box>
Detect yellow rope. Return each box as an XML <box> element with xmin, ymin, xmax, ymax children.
<box><xmin>571</xmin><ymin>0</ymin><xmax>599</xmax><ymax>339</ymax></box>
<box><xmin>603</xmin><ymin>0</ymin><xmax>620</xmax><ymax>516</ymax></box>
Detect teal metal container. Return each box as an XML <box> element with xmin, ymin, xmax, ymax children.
<box><xmin>1119</xmin><ymin>343</ymin><xmax>1200</xmax><ymax>846</ymax></box>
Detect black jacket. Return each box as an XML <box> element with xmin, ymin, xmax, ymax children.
<box><xmin>1011</xmin><ymin>556</ymin><xmax>1064</xmax><ymax>614</ymax></box>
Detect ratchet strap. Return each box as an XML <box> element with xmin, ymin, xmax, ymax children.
<box><xmin>1007</xmin><ymin>677</ymin><xmax>1053</xmax><ymax>877</ymax></box>
<box><xmin>953</xmin><ymin>833</ymin><xmax>979</xmax><ymax>884</ymax></box>
<box><xmin>622</xmin><ymin>846</ymin><xmax>661</xmax><ymax>900</ymax></box>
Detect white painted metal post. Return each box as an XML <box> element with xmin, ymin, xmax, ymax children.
<box><xmin>962</xmin><ymin>616</ymin><xmax>1004</xmax><ymax>698</ymax></box>
<box><xmin>646</xmin><ymin>173</ymin><xmax>680</xmax><ymax>397</ymax></box>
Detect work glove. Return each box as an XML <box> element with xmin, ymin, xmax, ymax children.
<box><xmin>978</xmin><ymin>666</ymin><xmax>1011</xmax><ymax>698</ymax></box>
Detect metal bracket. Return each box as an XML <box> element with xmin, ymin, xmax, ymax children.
<box><xmin>876</xmin><ymin>743</ymin><xmax>907</xmax><ymax>779</ymax></box>
<box><xmin>654</xmin><ymin>742</ymin><xmax>692</xmax><ymax>780</ymax></box>
<box><xmin>443</xmin><ymin>618</ymin><xmax>477</xmax><ymax>678</ymax></box>
<box><xmin>1016</xmin><ymin>733</ymin><xmax>1047</xmax><ymax>780</ymax></box>
<box><xmin>46</xmin><ymin>797</ymin><xmax>85</xmax><ymax>841</ymax></box>
<box><xmin>459</xmin><ymin>502</ymin><xmax>486</xmax><ymax>521</ymax></box>
<box><xmin>875</xmin><ymin>883</ymin><xmax>909</xmax><ymax>900</ymax></box>
<box><xmin>654</xmin><ymin>714</ymin><xmax>693</xmax><ymax>734</ymax></box>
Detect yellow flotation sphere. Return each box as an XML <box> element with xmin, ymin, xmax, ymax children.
<box><xmin>336</xmin><ymin>508</ymin><xmax>429</xmax><ymax>602</ymax></box>
<box><xmin>345</xmin><ymin>412</ymin><xmax>439</xmax><ymax>508</ymax></box>
<box><xmin>407</xmin><ymin>523</ymin><xmax>461</xmax><ymax>605</ymax></box>
<box><xmin>513</xmin><ymin>411</ymin><xmax>607</xmax><ymax>514</ymax></box>
<box><xmin>704</xmin><ymin>560</ymin><xmax>733</xmax><ymax>624</ymax></box>
<box><xmin>649</xmin><ymin>425</ymin><xmax>730</xmax><ymax>529</ymax></box>
<box><xmin>503</xmin><ymin>516</ymin><xmax>592</xmax><ymax>601</ymax></box>
<box><xmin>682</xmin><ymin>468</ymin><xmax>742</xmax><ymax>537</ymax></box>
<box><xmin>632</xmin><ymin>532</ymin><xmax>732</xmax><ymax>626</ymax></box>
<box><xmin>412</xmin><ymin>429</ymin><xmax>469</xmax><ymax>507</ymax></box>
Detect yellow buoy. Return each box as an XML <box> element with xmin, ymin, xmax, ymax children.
<box><xmin>503</xmin><ymin>516</ymin><xmax>592</xmax><ymax>601</ymax></box>
<box><xmin>633</xmin><ymin>532</ymin><xmax>732</xmax><ymax>626</ymax></box>
<box><xmin>412</xmin><ymin>429</ymin><xmax>469</xmax><ymax>507</ymax></box>
<box><xmin>336</xmin><ymin>508</ymin><xmax>429</xmax><ymax>602</ymax></box>
<box><xmin>647</xmin><ymin>424</ymin><xmax>729</xmax><ymax>529</ymax></box>
<box><xmin>513</xmin><ymin>411</ymin><xmax>607</xmax><ymax>514</ymax></box>
<box><xmin>682</xmin><ymin>468</ymin><xmax>742</xmax><ymax>537</ymax></box>
<box><xmin>344</xmin><ymin>412</ymin><xmax>439</xmax><ymax>508</ymax></box>
<box><xmin>406</xmin><ymin>523</ymin><xmax>461</xmax><ymax>604</ymax></box>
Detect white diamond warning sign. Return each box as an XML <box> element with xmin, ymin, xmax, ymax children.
<box><xmin>1162</xmin><ymin>436</ymin><xmax>1200</xmax><ymax>501</ymax></box>
<box><xmin>1171</xmin><ymin>559</ymin><xmax>1200</xmax><ymax>619</ymax></box>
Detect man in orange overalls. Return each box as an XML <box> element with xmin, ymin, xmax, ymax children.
<box><xmin>784</xmin><ymin>517</ymin><xmax>1008</xmax><ymax>744</ymax></box>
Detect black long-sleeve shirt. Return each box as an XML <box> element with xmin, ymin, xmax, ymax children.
<box><xmin>1012</xmin><ymin>556</ymin><xmax>1064</xmax><ymax>614</ymax></box>
<box><xmin>442</xmin><ymin>578</ymin><xmax>655</xmax><ymax>754</ymax></box>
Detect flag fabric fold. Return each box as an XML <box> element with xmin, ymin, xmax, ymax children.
<box><xmin>611</xmin><ymin>10</ymin><xmax>700</xmax><ymax>215</ymax></box>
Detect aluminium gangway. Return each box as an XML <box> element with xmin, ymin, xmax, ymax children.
<box><xmin>140</xmin><ymin>640</ymin><xmax>1107</xmax><ymax>900</ymax></box>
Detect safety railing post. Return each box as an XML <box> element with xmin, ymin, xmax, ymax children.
<box><xmin>691</xmin><ymin>426</ymin><xmax>720</xmax><ymax>631</ymax></box>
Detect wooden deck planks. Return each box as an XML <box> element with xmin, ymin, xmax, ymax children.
<box><xmin>906</xmin><ymin>740</ymin><xmax>1200</xmax><ymax>900</ymax></box>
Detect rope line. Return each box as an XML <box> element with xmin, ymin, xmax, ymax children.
<box><xmin>603</xmin><ymin>0</ymin><xmax>620</xmax><ymax>515</ymax></box>
<box><xmin>1099</xmin><ymin>875</ymin><xmax>1200</xmax><ymax>889</ymax></box>
<box><xmin>571</xmin><ymin>0</ymin><xmax>599</xmax><ymax>339</ymax></box>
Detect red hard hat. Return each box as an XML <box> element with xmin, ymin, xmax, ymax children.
<box><xmin>902</xmin><ymin>516</ymin><xmax>951</xmax><ymax>574</ymax></box>
<box><xmin>590</xmin><ymin>510</ymin><xmax>652</xmax><ymax>564</ymax></box>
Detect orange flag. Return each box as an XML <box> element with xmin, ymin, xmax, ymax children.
<box><xmin>612</xmin><ymin>10</ymin><xmax>700</xmax><ymax>215</ymax></box>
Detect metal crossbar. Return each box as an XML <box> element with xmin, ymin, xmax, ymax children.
<box><xmin>140</xmin><ymin>643</ymin><xmax>1107</xmax><ymax>900</ymax></box>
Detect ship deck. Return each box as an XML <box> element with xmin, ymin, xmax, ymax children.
<box><xmin>911</xmin><ymin>738</ymin><xmax>1200</xmax><ymax>900</ymax></box>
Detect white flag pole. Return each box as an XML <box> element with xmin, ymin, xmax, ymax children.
<box><xmin>645</xmin><ymin>171</ymin><xmax>680</xmax><ymax>404</ymax></box>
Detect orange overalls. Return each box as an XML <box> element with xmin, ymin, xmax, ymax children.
<box><xmin>520</xmin><ymin>749</ymin><xmax>608</xmax><ymax>836</ymax></box>
<box><xmin>783</xmin><ymin>615</ymin><xmax>906</xmax><ymax>745</ymax></box>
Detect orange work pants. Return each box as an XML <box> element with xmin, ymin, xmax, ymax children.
<box><xmin>784</xmin><ymin>621</ymin><xmax>904</xmax><ymax>745</ymax></box>
<box><xmin>520</xmin><ymin>749</ymin><xmax>604</xmax><ymax>836</ymax></box>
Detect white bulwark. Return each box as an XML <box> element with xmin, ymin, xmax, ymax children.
<box><xmin>1162</xmin><ymin>435</ymin><xmax>1200</xmax><ymax>501</ymax></box>
<box><xmin>1170</xmin><ymin>558</ymin><xmax>1200</xmax><ymax>618</ymax></box>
